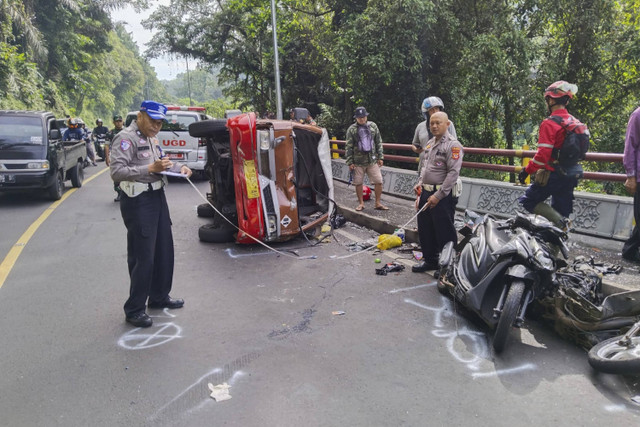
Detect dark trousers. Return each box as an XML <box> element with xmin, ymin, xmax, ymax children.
<box><xmin>120</xmin><ymin>189</ymin><xmax>174</xmax><ymax>316</ymax></box>
<box><xmin>417</xmin><ymin>191</ymin><xmax>457</xmax><ymax>264</ymax></box>
<box><xmin>623</xmin><ymin>186</ymin><xmax>640</xmax><ymax>258</ymax></box>
<box><xmin>518</xmin><ymin>170</ymin><xmax>578</xmax><ymax>217</ymax></box>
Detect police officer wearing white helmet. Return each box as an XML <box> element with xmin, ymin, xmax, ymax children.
<box><xmin>411</xmin><ymin>96</ymin><xmax>457</xmax><ymax>175</ymax></box>
<box><xmin>110</xmin><ymin>100</ymin><xmax>192</xmax><ymax>328</ymax></box>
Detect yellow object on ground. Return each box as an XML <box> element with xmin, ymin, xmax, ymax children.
<box><xmin>377</xmin><ymin>234</ymin><xmax>402</xmax><ymax>250</ymax></box>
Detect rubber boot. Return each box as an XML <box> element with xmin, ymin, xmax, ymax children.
<box><xmin>533</xmin><ymin>202</ymin><xmax>564</xmax><ymax>228</ymax></box>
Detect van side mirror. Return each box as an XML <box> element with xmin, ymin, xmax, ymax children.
<box><xmin>49</xmin><ymin>129</ymin><xmax>61</xmax><ymax>140</ymax></box>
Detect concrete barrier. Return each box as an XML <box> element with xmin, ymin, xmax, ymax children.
<box><xmin>331</xmin><ymin>159</ymin><xmax>634</xmax><ymax>241</ymax></box>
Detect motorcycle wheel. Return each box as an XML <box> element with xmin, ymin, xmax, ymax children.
<box><xmin>587</xmin><ymin>335</ymin><xmax>640</xmax><ymax>374</ymax></box>
<box><xmin>492</xmin><ymin>280</ymin><xmax>525</xmax><ymax>353</ymax></box>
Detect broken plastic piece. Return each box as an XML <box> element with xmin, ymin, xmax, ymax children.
<box><xmin>413</xmin><ymin>251</ymin><xmax>423</xmax><ymax>261</ymax></box>
<box><xmin>375</xmin><ymin>261</ymin><xmax>406</xmax><ymax>276</ymax></box>
<box><xmin>208</xmin><ymin>382</ymin><xmax>232</xmax><ymax>402</ymax></box>
<box><xmin>332</xmin><ymin>311</ymin><xmax>346</xmax><ymax>315</ymax></box>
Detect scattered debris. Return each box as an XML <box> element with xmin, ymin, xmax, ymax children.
<box><xmin>413</xmin><ymin>251</ymin><xmax>423</xmax><ymax>261</ymax></box>
<box><xmin>208</xmin><ymin>382</ymin><xmax>232</xmax><ymax>402</ymax></box>
<box><xmin>377</xmin><ymin>234</ymin><xmax>402</xmax><ymax>250</ymax></box>
<box><xmin>375</xmin><ymin>258</ymin><xmax>381</xmax><ymax>263</ymax></box>
<box><xmin>631</xmin><ymin>395</ymin><xmax>640</xmax><ymax>405</ymax></box>
<box><xmin>332</xmin><ymin>311</ymin><xmax>346</xmax><ymax>316</ymax></box>
<box><xmin>375</xmin><ymin>261</ymin><xmax>406</xmax><ymax>276</ymax></box>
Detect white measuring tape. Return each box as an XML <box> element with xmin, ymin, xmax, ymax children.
<box><xmin>186</xmin><ymin>177</ymin><xmax>428</xmax><ymax>261</ymax></box>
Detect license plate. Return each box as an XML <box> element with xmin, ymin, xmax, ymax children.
<box><xmin>0</xmin><ymin>174</ymin><xmax>15</xmax><ymax>183</ymax></box>
<box><xmin>243</xmin><ymin>160</ymin><xmax>259</xmax><ymax>199</ymax></box>
<box><xmin>166</xmin><ymin>153</ymin><xmax>184</xmax><ymax>160</ymax></box>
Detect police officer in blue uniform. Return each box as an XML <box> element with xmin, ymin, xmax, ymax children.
<box><xmin>110</xmin><ymin>100</ymin><xmax>192</xmax><ymax>327</ymax></box>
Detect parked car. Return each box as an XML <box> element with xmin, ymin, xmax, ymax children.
<box><xmin>189</xmin><ymin>112</ymin><xmax>334</xmax><ymax>244</ymax></box>
<box><xmin>0</xmin><ymin>110</ymin><xmax>86</xmax><ymax>200</ymax></box>
<box><xmin>125</xmin><ymin>105</ymin><xmax>210</xmax><ymax>178</ymax></box>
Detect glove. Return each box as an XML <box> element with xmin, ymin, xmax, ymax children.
<box><xmin>518</xmin><ymin>170</ymin><xmax>529</xmax><ymax>185</ymax></box>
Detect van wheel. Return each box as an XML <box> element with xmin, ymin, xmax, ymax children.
<box><xmin>69</xmin><ymin>163</ymin><xmax>84</xmax><ymax>188</ymax></box>
<box><xmin>188</xmin><ymin>119</ymin><xmax>229</xmax><ymax>138</ymax></box>
<box><xmin>48</xmin><ymin>170</ymin><xmax>64</xmax><ymax>200</ymax></box>
<box><xmin>198</xmin><ymin>223</ymin><xmax>235</xmax><ymax>243</ymax></box>
<box><xmin>197</xmin><ymin>203</ymin><xmax>216</xmax><ymax>218</ymax></box>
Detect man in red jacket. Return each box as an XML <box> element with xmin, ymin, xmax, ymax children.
<box><xmin>518</xmin><ymin>81</ymin><xmax>584</xmax><ymax>230</ymax></box>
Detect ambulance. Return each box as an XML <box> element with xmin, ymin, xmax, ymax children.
<box><xmin>125</xmin><ymin>105</ymin><xmax>210</xmax><ymax>178</ymax></box>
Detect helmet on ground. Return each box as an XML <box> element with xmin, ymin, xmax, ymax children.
<box><xmin>96</xmin><ymin>118</ymin><xmax>103</xmax><ymax>125</ymax></box>
<box><xmin>544</xmin><ymin>81</ymin><xmax>578</xmax><ymax>99</ymax></box>
<box><xmin>362</xmin><ymin>185</ymin><xmax>372</xmax><ymax>201</ymax></box>
<box><xmin>421</xmin><ymin>97</ymin><xmax>445</xmax><ymax>113</ymax></box>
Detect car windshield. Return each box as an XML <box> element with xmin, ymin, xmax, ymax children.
<box><xmin>0</xmin><ymin>116</ymin><xmax>44</xmax><ymax>146</ymax></box>
<box><xmin>162</xmin><ymin>113</ymin><xmax>199</xmax><ymax>131</ymax></box>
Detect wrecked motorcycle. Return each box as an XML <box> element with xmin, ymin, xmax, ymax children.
<box><xmin>437</xmin><ymin>210</ymin><xmax>569</xmax><ymax>353</ymax></box>
<box><xmin>534</xmin><ymin>261</ymin><xmax>640</xmax><ymax>374</ymax></box>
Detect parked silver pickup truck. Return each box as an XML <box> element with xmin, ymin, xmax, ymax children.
<box><xmin>0</xmin><ymin>110</ymin><xmax>87</xmax><ymax>200</ymax></box>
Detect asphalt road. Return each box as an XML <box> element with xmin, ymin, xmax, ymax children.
<box><xmin>1</xmin><ymin>164</ymin><xmax>639</xmax><ymax>426</ymax></box>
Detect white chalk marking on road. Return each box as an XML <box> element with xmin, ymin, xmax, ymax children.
<box><xmin>155</xmin><ymin>367</ymin><xmax>223</xmax><ymax>415</ymax></box>
<box><xmin>118</xmin><ymin>322</ymin><xmax>182</xmax><ymax>350</ymax></box>
<box><xmin>224</xmin><ymin>248</ymin><xmax>275</xmax><ymax>258</ymax></box>
<box><xmin>471</xmin><ymin>363</ymin><xmax>537</xmax><ymax>379</ymax></box>
<box><xmin>404</xmin><ymin>296</ymin><xmax>535</xmax><ymax>378</ymax></box>
<box><xmin>389</xmin><ymin>282</ymin><xmax>435</xmax><ymax>294</ymax></box>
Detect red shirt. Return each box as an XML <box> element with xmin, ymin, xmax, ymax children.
<box><xmin>526</xmin><ymin>108</ymin><xmax>571</xmax><ymax>174</ymax></box>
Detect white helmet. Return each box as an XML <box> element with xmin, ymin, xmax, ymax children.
<box><xmin>421</xmin><ymin>96</ymin><xmax>445</xmax><ymax>118</ymax></box>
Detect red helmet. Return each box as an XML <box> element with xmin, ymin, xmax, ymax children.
<box><xmin>362</xmin><ymin>185</ymin><xmax>372</xmax><ymax>201</ymax></box>
<box><xmin>544</xmin><ymin>81</ymin><xmax>578</xmax><ymax>99</ymax></box>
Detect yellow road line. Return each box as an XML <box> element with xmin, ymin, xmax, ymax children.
<box><xmin>0</xmin><ymin>167</ymin><xmax>109</xmax><ymax>289</ymax></box>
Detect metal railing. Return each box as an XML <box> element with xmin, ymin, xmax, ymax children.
<box><xmin>330</xmin><ymin>139</ymin><xmax>625</xmax><ymax>182</ymax></box>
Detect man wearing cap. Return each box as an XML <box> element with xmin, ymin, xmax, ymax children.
<box><xmin>412</xmin><ymin>112</ymin><xmax>463</xmax><ymax>273</ymax></box>
<box><xmin>345</xmin><ymin>106</ymin><xmax>388</xmax><ymax>211</ymax></box>
<box><xmin>110</xmin><ymin>100</ymin><xmax>192</xmax><ymax>328</ymax></box>
<box><xmin>106</xmin><ymin>114</ymin><xmax>125</xmax><ymax>201</ymax></box>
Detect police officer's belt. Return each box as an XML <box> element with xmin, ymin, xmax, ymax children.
<box><xmin>119</xmin><ymin>180</ymin><xmax>164</xmax><ymax>197</ymax></box>
<box><xmin>422</xmin><ymin>183</ymin><xmax>442</xmax><ymax>192</ymax></box>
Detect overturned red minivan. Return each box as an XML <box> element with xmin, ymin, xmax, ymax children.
<box><xmin>189</xmin><ymin>112</ymin><xmax>334</xmax><ymax>244</ymax></box>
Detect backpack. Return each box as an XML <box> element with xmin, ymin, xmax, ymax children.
<box><xmin>547</xmin><ymin>115</ymin><xmax>590</xmax><ymax>167</ymax></box>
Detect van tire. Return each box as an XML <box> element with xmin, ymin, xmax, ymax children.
<box><xmin>189</xmin><ymin>119</ymin><xmax>228</xmax><ymax>138</ymax></box>
<box><xmin>198</xmin><ymin>223</ymin><xmax>235</xmax><ymax>243</ymax></box>
<box><xmin>197</xmin><ymin>203</ymin><xmax>216</xmax><ymax>218</ymax></box>
<box><xmin>69</xmin><ymin>163</ymin><xmax>84</xmax><ymax>188</ymax></box>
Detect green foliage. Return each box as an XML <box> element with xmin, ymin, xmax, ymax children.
<box><xmin>0</xmin><ymin>0</ymin><xmax>166</xmax><ymax>126</ymax></box>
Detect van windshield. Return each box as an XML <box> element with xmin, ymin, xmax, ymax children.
<box><xmin>162</xmin><ymin>113</ymin><xmax>199</xmax><ymax>131</ymax></box>
<box><xmin>0</xmin><ymin>116</ymin><xmax>44</xmax><ymax>146</ymax></box>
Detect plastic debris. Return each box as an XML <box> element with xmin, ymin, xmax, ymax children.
<box><xmin>375</xmin><ymin>258</ymin><xmax>381</xmax><ymax>263</ymax></box>
<box><xmin>330</xmin><ymin>214</ymin><xmax>347</xmax><ymax>229</ymax></box>
<box><xmin>393</xmin><ymin>228</ymin><xmax>405</xmax><ymax>242</ymax></box>
<box><xmin>375</xmin><ymin>261</ymin><xmax>406</xmax><ymax>276</ymax></box>
<box><xmin>332</xmin><ymin>311</ymin><xmax>346</xmax><ymax>316</ymax></box>
<box><xmin>208</xmin><ymin>382</ymin><xmax>232</xmax><ymax>402</ymax></box>
<box><xmin>321</xmin><ymin>223</ymin><xmax>332</xmax><ymax>233</ymax></box>
<box><xmin>413</xmin><ymin>251</ymin><xmax>423</xmax><ymax>261</ymax></box>
<box><xmin>377</xmin><ymin>234</ymin><xmax>402</xmax><ymax>250</ymax></box>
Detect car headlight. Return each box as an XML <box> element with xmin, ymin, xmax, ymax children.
<box><xmin>27</xmin><ymin>161</ymin><xmax>49</xmax><ymax>169</ymax></box>
<box><xmin>267</xmin><ymin>214</ymin><xmax>277</xmax><ymax>235</ymax></box>
<box><xmin>258</xmin><ymin>130</ymin><xmax>270</xmax><ymax>151</ymax></box>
